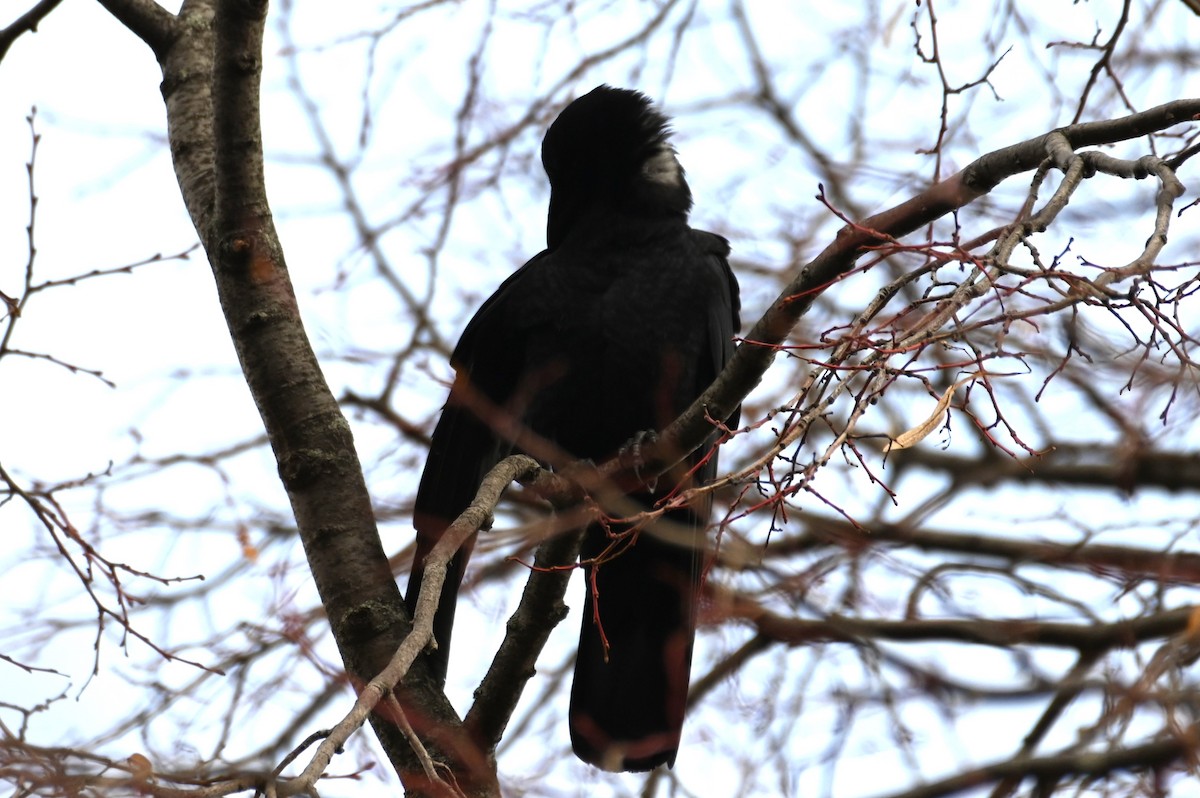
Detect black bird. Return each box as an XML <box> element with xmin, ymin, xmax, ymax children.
<box><xmin>406</xmin><ymin>85</ymin><xmax>740</xmax><ymax>771</ymax></box>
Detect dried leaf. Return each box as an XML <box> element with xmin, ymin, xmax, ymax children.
<box><xmin>128</xmin><ymin>753</ymin><xmax>153</xmax><ymax>784</ymax></box>
<box><xmin>237</xmin><ymin>524</ymin><xmax>259</xmax><ymax>562</ymax></box>
<box><xmin>886</xmin><ymin>376</ymin><xmax>977</xmax><ymax>453</ymax></box>
<box><xmin>1187</xmin><ymin>606</ymin><xmax>1200</xmax><ymax>639</ymax></box>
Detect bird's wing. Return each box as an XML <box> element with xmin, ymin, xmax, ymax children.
<box><xmin>406</xmin><ymin>251</ymin><xmax>550</xmax><ymax>684</ymax></box>
<box><xmin>697</xmin><ymin>229</ymin><xmax>741</xmax><ymax>464</ymax></box>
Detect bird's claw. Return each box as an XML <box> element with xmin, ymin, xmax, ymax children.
<box><xmin>618</xmin><ymin>429</ymin><xmax>659</xmax><ymax>492</ymax></box>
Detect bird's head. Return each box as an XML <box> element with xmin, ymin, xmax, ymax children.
<box><xmin>541</xmin><ymin>85</ymin><xmax>693</xmax><ymax>249</ymax></box>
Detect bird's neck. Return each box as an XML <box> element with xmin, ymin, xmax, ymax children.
<box><xmin>547</xmin><ymin>204</ymin><xmax>689</xmax><ymax>253</ymax></box>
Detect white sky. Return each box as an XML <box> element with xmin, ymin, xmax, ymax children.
<box><xmin>3</xmin><ymin>1</ymin><xmax>1200</xmax><ymax>796</ymax></box>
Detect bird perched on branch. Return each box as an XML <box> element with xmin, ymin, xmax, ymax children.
<box><xmin>406</xmin><ymin>84</ymin><xmax>740</xmax><ymax>771</ymax></box>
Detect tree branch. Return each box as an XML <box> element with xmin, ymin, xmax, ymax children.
<box><xmin>203</xmin><ymin>0</ymin><xmax>488</xmax><ymax>792</ymax></box>
<box><xmin>93</xmin><ymin>0</ymin><xmax>177</xmax><ymax>60</ymax></box>
<box><xmin>281</xmin><ymin>456</ymin><xmax>542</xmax><ymax>798</ymax></box>
<box><xmin>83</xmin><ymin>0</ymin><xmax>498</xmax><ymax>792</ymax></box>
<box><xmin>796</xmin><ymin>515</ymin><xmax>1200</xmax><ymax>586</ymax></box>
<box><xmin>656</xmin><ymin>99</ymin><xmax>1200</xmax><ymax>476</ymax></box>
<box><xmin>890</xmin><ymin>445</ymin><xmax>1200</xmax><ymax>495</ymax></box>
<box><xmin>723</xmin><ymin>593</ymin><xmax>1196</xmax><ymax>652</ymax></box>
<box><xmin>464</xmin><ymin>524</ymin><xmax>584</xmax><ymax>755</ymax></box>
<box><xmin>0</xmin><ymin>0</ymin><xmax>64</xmax><ymax>63</ymax></box>
<box><xmin>872</xmin><ymin>728</ymin><xmax>1195</xmax><ymax>798</ymax></box>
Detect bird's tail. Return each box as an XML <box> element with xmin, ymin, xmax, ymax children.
<box><xmin>568</xmin><ymin>511</ymin><xmax>703</xmax><ymax>771</ymax></box>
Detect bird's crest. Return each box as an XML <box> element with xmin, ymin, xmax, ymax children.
<box><xmin>542</xmin><ymin>85</ymin><xmax>692</xmax><ymax>247</ymax></box>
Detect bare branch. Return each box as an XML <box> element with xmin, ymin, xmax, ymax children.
<box><xmin>0</xmin><ymin>0</ymin><xmax>63</xmax><ymax>63</ymax></box>
<box><xmin>725</xmin><ymin>593</ymin><xmax>1197</xmax><ymax>652</ymax></box>
<box><xmin>658</xmin><ymin>99</ymin><xmax>1200</xmax><ymax>480</ymax></box>
<box><xmin>872</xmin><ymin>728</ymin><xmax>1194</xmax><ymax>798</ymax></box>
<box><xmin>284</xmin><ymin>455</ymin><xmax>541</xmax><ymax>797</ymax></box>
<box><xmin>94</xmin><ymin>0</ymin><xmax>177</xmax><ymax>60</ymax></box>
<box><xmin>464</xmin><ymin>524</ymin><xmax>584</xmax><ymax>755</ymax></box>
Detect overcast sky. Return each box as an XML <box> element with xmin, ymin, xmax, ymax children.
<box><xmin>3</xmin><ymin>2</ymin><xmax>1200</xmax><ymax>796</ymax></box>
